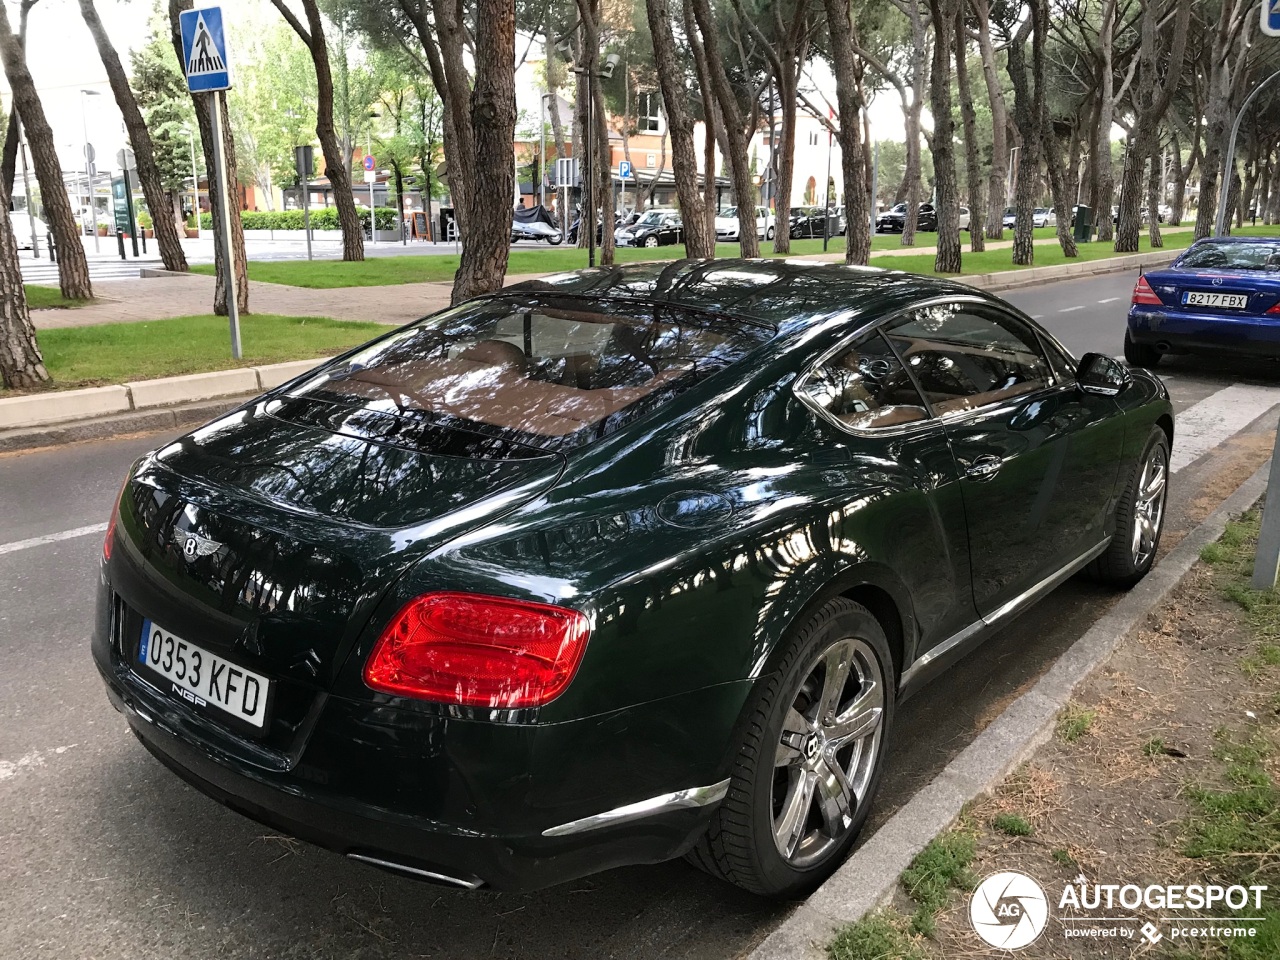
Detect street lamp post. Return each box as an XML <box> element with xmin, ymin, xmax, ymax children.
<box><xmin>182</xmin><ymin>126</ymin><xmax>200</xmax><ymax>239</ymax></box>
<box><xmin>18</xmin><ymin>124</ymin><xmax>38</xmax><ymax>258</ymax></box>
<box><xmin>368</xmin><ymin>110</ymin><xmax>380</xmax><ymax>245</ymax></box>
<box><xmin>80</xmin><ymin>89</ymin><xmax>102</xmax><ymax>252</ymax></box>
<box><xmin>571</xmin><ymin>53</ymin><xmax>620</xmax><ymax>269</ymax></box>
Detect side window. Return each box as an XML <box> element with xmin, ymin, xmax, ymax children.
<box><xmin>884</xmin><ymin>303</ymin><xmax>1052</xmax><ymax>418</ymax></box>
<box><xmin>797</xmin><ymin>331</ymin><xmax>930</xmax><ymax>431</ymax></box>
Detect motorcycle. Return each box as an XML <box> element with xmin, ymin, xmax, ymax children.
<box><xmin>511</xmin><ymin>204</ymin><xmax>564</xmax><ymax>244</ymax></box>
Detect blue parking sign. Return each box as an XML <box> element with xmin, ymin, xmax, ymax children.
<box><xmin>1264</xmin><ymin>0</ymin><xmax>1280</xmax><ymax>37</ymax></box>
<box><xmin>180</xmin><ymin>7</ymin><xmax>231</xmax><ymax>92</ymax></box>
<box><xmin>619</xmin><ymin>160</ymin><xmax>633</xmax><ymax>180</ymax></box>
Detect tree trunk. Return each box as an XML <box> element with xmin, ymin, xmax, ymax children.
<box><xmin>0</xmin><ymin>180</ymin><xmax>47</xmax><ymax>389</ymax></box>
<box><xmin>1223</xmin><ymin>169</ymin><xmax>1241</xmax><ymax>235</ymax></box>
<box><xmin>972</xmin><ymin>0</ymin><xmax>1008</xmax><ymax>240</ymax></box>
<box><xmin>0</xmin><ymin>3</ymin><xmax>91</xmax><ymax>300</ymax></box>
<box><xmin>449</xmin><ymin>0</ymin><xmax>513</xmax><ymax>301</ymax></box>
<box><xmin>167</xmin><ymin>1</ymin><xmax>247</xmax><ymax>315</ymax></box>
<box><xmin>270</xmin><ymin>0</ymin><xmax>364</xmax><ymax>261</ymax></box>
<box><xmin>1194</xmin><ymin>1</ymin><xmax>1252</xmax><ymax>239</ymax></box>
<box><xmin>80</xmin><ymin>0</ymin><xmax>188</xmax><ymax>272</ymax></box>
<box><xmin>821</xmin><ymin>0</ymin><xmax>869</xmax><ymax>264</ymax></box>
<box><xmin>688</xmin><ymin>0</ymin><xmax>759</xmax><ymax>258</ymax></box>
<box><xmin>928</xmin><ymin>0</ymin><xmax>960</xmax><ymax>274</ymax></box>
<box><xmin>0</xmin><ymin>0</ymin><xmax>35</xmax><ymax>200</ymax></box>
<box><xmin>684</xmin><ymin>0</ymin><xmax>719</xmax><ymax>247</ymax></box>
<box><xmin>1006</xmin><ymin>13</ymin><xmax>1039</xmax><ymax>266</ymax></box>
<box><xmin>1092</xmin><ymin>0</ymin><xmax>1119</xmax><ymax>243</ymax></box>
<box><xmin>954</xmin><ymin>10</ymin><xmax>984</xmax><ymax>253</ymax></box>
<box><xmin>1045</xmin><ymin>132</ymin><xmax>1077</xmax><ymax>257</ymax></box>
<box><xmin>576</xmin><ymin>0</ymin><xmax>615</xmax><ymax>266</ymax></box>
<box><xmin>772</xmin><ymin>62</ymin><xmax>798</xmax><ymax>254</ymax></box>
<box><xmin>397</xmin><ymin>0</ymin><xmax>471</xmax><ymax>241</ymax></box>
<box><xmin>900</xmin><ymin>3</ymin><xmax>929</xmax><ymax>247</ymax></box>
<box><xmin>1147</xmin><ymin>136</ymin><xmax>1163</xmax><ymax>248</ymax></box>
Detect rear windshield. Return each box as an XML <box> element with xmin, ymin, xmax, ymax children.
<box><xmin>283</xmin><ymin>296</ymin><xmax>772</xmax><ymax>458</ymax></box>
<box><xmin>1178</xmin><ymin>241</ymin><xmax>1280</xmax><ymax>271</ymax></box>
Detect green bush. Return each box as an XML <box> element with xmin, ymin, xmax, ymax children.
<box><xmin>199</xmin><ymin>207</ymin><xmax>401</xmax><ymax>233</ymax></box>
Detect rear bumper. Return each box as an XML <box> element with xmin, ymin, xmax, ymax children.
<box><xmin>97</xmin><ymin>657</ymin><xmax>734</xmax><ymax>891</ymax></box>
<box><xmin>1127</xmin><ymin>306</ymin><xmax>1280</xmax><ymax>358</ymax></box>
<box><xmin>92</xmin><ymin>573</ymin><xmax>747</xmax><ymax>892</ymax></box>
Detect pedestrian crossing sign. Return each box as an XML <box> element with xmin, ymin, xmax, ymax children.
<box><xmin>1264</xmin><ymin>0</ymin><xmax>1280</xmax><ymax>37</ymax></box>
<box><xmin>179</xmin><ymin>7</ymin><xmax>231</xmax><ymax>92</ymax></box>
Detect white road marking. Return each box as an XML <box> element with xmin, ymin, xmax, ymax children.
<box><xmin>0</xmin><ymin>523</ymin><xmax>107</xmax><ymax>557</ymax></box>
<box><xmin>1031</xmin><ymin>314</ymin><xmax>1045</xmax><ymax>319</ymax></box>
<box><xmin>1059</xmin><ymin>305</ymin><xmax>1086</xmax><ymax>313</ymax></box>
<box><xmin>1171</xmin><ymin>383</ymin><xmax>1280</xmax><ymax>473</ymax></box>
<box><xmin>1098</xmin><ymin>297</ymin><xmax>1122</xmax><ymax>304</ymax></box>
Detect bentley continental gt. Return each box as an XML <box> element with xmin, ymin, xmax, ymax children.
<box><xmin>95</xmin><ymin>260</ymin><xmax>1173</xmax><ymax>898</ymax></box>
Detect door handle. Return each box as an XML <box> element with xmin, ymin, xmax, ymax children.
<box><xmin>965</xmin><ymin>456</ymin><xmax>1003</xmax><ymax>480</ymax></box>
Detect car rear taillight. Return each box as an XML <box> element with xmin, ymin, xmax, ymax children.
<box><xmin>1267</xmin><ymin>302</ymin><xmax>1280</xmax><ymax>315</ymax></box>
<box><xmin>1131</xmin><ymin>276</ymin><xmax>1163</xmax><ymax>306</ymax></box>
<box><xmin>363</xmin><ymin>592</ymin><xmax>592</xmax><ymax>708</ymax></box>
<box><xmin>103</xmin><ymin>505</ymin><xmax>117</xmax><ymax>560</ymax></box>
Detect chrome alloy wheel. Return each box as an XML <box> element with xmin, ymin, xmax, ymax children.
<box><xmin>1131</xmin><ymin>443</ymin><xmax>1168</xmax><ymax>568</ymax></box>
<box><xmin>771</xmin><ymin>637</ymin><xmax>885</xmax><ymax>868</ymax></box>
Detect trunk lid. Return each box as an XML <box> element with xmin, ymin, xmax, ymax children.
<box><xmin>108</xmin><ymin>401</ymin><xmax>562</xmax><ymax>758</ymax></box>
<box><xmin>1146</xmin><ymin>266</ymin><xmax>1280</xmax><ymax>316</ymax></box>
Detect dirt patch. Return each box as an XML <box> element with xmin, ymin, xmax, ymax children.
<box><xmin>866</xmin><ymin>509</ymin><xmax>1280</xmax><ymax>958</ymax></box>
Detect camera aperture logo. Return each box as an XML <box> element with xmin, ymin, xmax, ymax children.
<box><xmin>969</xmin><ymin>871</ymin><xmax>1050</xmax><ymax>949</ymax></box>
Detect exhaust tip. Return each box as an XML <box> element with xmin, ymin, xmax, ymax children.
<box><xmin>1155</xmin><ymin>341</ymin><xmax>1171</xmax><ymax>353</ymax></box>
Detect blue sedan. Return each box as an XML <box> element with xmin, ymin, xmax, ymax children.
<box><xmin>1125</xmin><ymin>236</ymin><xmax>1280</xmax><ymax>368</ymax></box>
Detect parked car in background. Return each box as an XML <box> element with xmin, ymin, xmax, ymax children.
<box><xmin>1126</xmin><ymin>236</ymin><xmax>1280</xmax><ymax>367</ymax></box>
<box><xmin>875</xmin><ymin>202</ymin><xmax>937</xmax><ymax>234</ymax></box>
<box><xmin>715</xmin><ymin>205</ymin><xmax>775</xmax><ymax>242</ymax></box>
<box><xmin>95</xmin><ymin>258</ymin><xmax>1173</xmax><ymax>901</ymax></box>
<box><xmin>615</xmin><ymin>208</ymin><xmax>683</xmax><ymax>247</ymax></box>
<box><xmin>1033</xmin><ymin>208</ymin><xmax>1056</xmax><ymax>228</ymax></box>
<box><xmin>789</xmin><ymin>206</ymin><xmax>833</xmax><ymax>239</ymax></box>
<box><xmin>10</xmin><ymin>211</ymin><xmax>48</xmax><ymax>250</ymax></box>
<box><xmin>957</xmin><ymin>206</ymin><xmax>971</xmax><ymax>231</ymax></box>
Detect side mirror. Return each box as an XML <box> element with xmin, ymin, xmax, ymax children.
<box><xmin>1076</xmin><ymin>352</ymin><xmax>1131</xmax><ymax>396</ymax></box>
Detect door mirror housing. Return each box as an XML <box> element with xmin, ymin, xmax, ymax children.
<box><xmin>1076</xmin><ymin>352</ymin><xmax>1131</xmax><ymax>396</ymax></box>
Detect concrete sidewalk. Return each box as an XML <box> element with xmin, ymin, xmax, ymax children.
<box><xmin>31</xmin><ymin>224</ymin><xmax>1197</xmax><ymax>330</ymax></box>
<box><xmin>31</xmin><ymin>273</ymin><xmax>461</xmax><ymax>330</ymax></box>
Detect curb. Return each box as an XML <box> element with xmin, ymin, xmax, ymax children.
<box><xmin>746</xmin><ymin>458</ymin><xmax>1272</xmax><ymax>960</ymax></box>
<box><xmin>0</xmin><ymin>396</ymin><xmax>253</xmax><ymax>453</ymax></box>
<box><xmin>957</xmin><ymin>249</ymin><xmax>1176</xmax><ymax>293</ymax></box>
<box><xmin>0</xmin><ymin>357</ymin><xmax>332</xmax><ymax>434</ymax></box>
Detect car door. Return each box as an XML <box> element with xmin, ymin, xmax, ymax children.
<box><xmin>882</xmin><ymin>300</ymin><xmax>1124</xmax><ymax>618</ymax></box>
<box><xmin>794</xmin><ymin>327</ymin><xmax>976</xmax><ymax>652</ymax></box>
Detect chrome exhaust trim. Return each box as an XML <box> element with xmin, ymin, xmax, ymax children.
<box><xmin>347</xmin><ymin>853</ymin><xmax>485</xmax><ymax>889</ymax></box>
<box><xmin>541</xmin><ymin>778</ymin><xmax>732</xmax><ymax>838</ymax></box>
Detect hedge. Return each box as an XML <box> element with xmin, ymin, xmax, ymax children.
<box><xmin>198</xmin><ymin>207</ymin><xmax>400</xmax><ymax>231</ymax></box>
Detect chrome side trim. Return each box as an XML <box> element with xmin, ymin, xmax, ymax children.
<box><xmin>899</xmin><ymin>537</ymin><xmax>1111</xmax><ymax>690</ymax></box>
<box><xmin>347</xmin><ymin>854</ymin><xmax>485</xmax><ymax>889</ymax></box>
<box><xmin>541</xmin><ymin>778</ymin><xmax>732</xmax><ymax>838</ymax></box>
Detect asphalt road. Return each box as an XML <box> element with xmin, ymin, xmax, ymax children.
<box><xmin>3</xmin><ymin>270</ymin><xmax>1279</xmax><ymax>960</ymax></box>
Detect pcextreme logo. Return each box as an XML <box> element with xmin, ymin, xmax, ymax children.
<box><xmin>969</xmin><ymin>871</ymin><xmax>1050</xmax><ymax>949</ymax></box>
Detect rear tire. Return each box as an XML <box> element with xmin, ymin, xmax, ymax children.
<box><xmin>1124</xmin><ymin>331</ymin><xmax>1162</xmax><ymax>369</ymax></box>
<box><xmin>1088</xmin><ymin>427</ymin><xmax>1169</xmax><ymax>588</ymax></box>
<box><xmin>686</xmin><ymin>598</ymin><xmax>894</xmax><ymax>898</ymax></box>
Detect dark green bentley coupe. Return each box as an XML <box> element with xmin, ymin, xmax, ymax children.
<box><xmin>94</xmin><ymin>260</ymin><xmax>1172</xmax><ymax>898</ymax></box>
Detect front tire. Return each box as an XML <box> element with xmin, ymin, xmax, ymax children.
<box><xmin>547</xmin><ymin>233</ymin><xmax>563</xmax><ymax>245</ymax></box>
<box><xmin>687</xmin><ymin>598</ymin><xmax>894</xmax><ymax>898</ymax></box>
<box><xmin>1088</xmin><ymin>427</ymin><xmax>1169</xmax><ymax>588</ymax></box>
<box><xmin>644</xmin><ymin>235</ymin><xmax>659</xmax><ymax>248</ymax></box>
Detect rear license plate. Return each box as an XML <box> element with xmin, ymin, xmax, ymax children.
<box><xmin>138</xmin><ymin>620</ymin><xmax>270</xmax><ymax>729</ymax></box>
<box><xmin>1183</xmin><ymin>291</ymin><xmax>1248</xmax><ymax>309</ymax></box>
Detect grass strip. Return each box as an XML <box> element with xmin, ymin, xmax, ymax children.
<box><xmin>7</xmin><ymin>314</ymin><xmax>384</xmax><ymax>391</ymax></box>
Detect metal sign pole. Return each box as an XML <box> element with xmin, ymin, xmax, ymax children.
<box><xmin>1216</xmin><ymin>68</ymin><xmax>1280</xmax><ymax>237</ymax></box>
<box><xmin>209</xmin><ymin>92</ymin><xmax>242</xmax><ymax>359</ymax></box>
<box><xmin>18</xmin><ymin>127</ymin><xmax>38</xmax><ymax>258</ymax></box>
